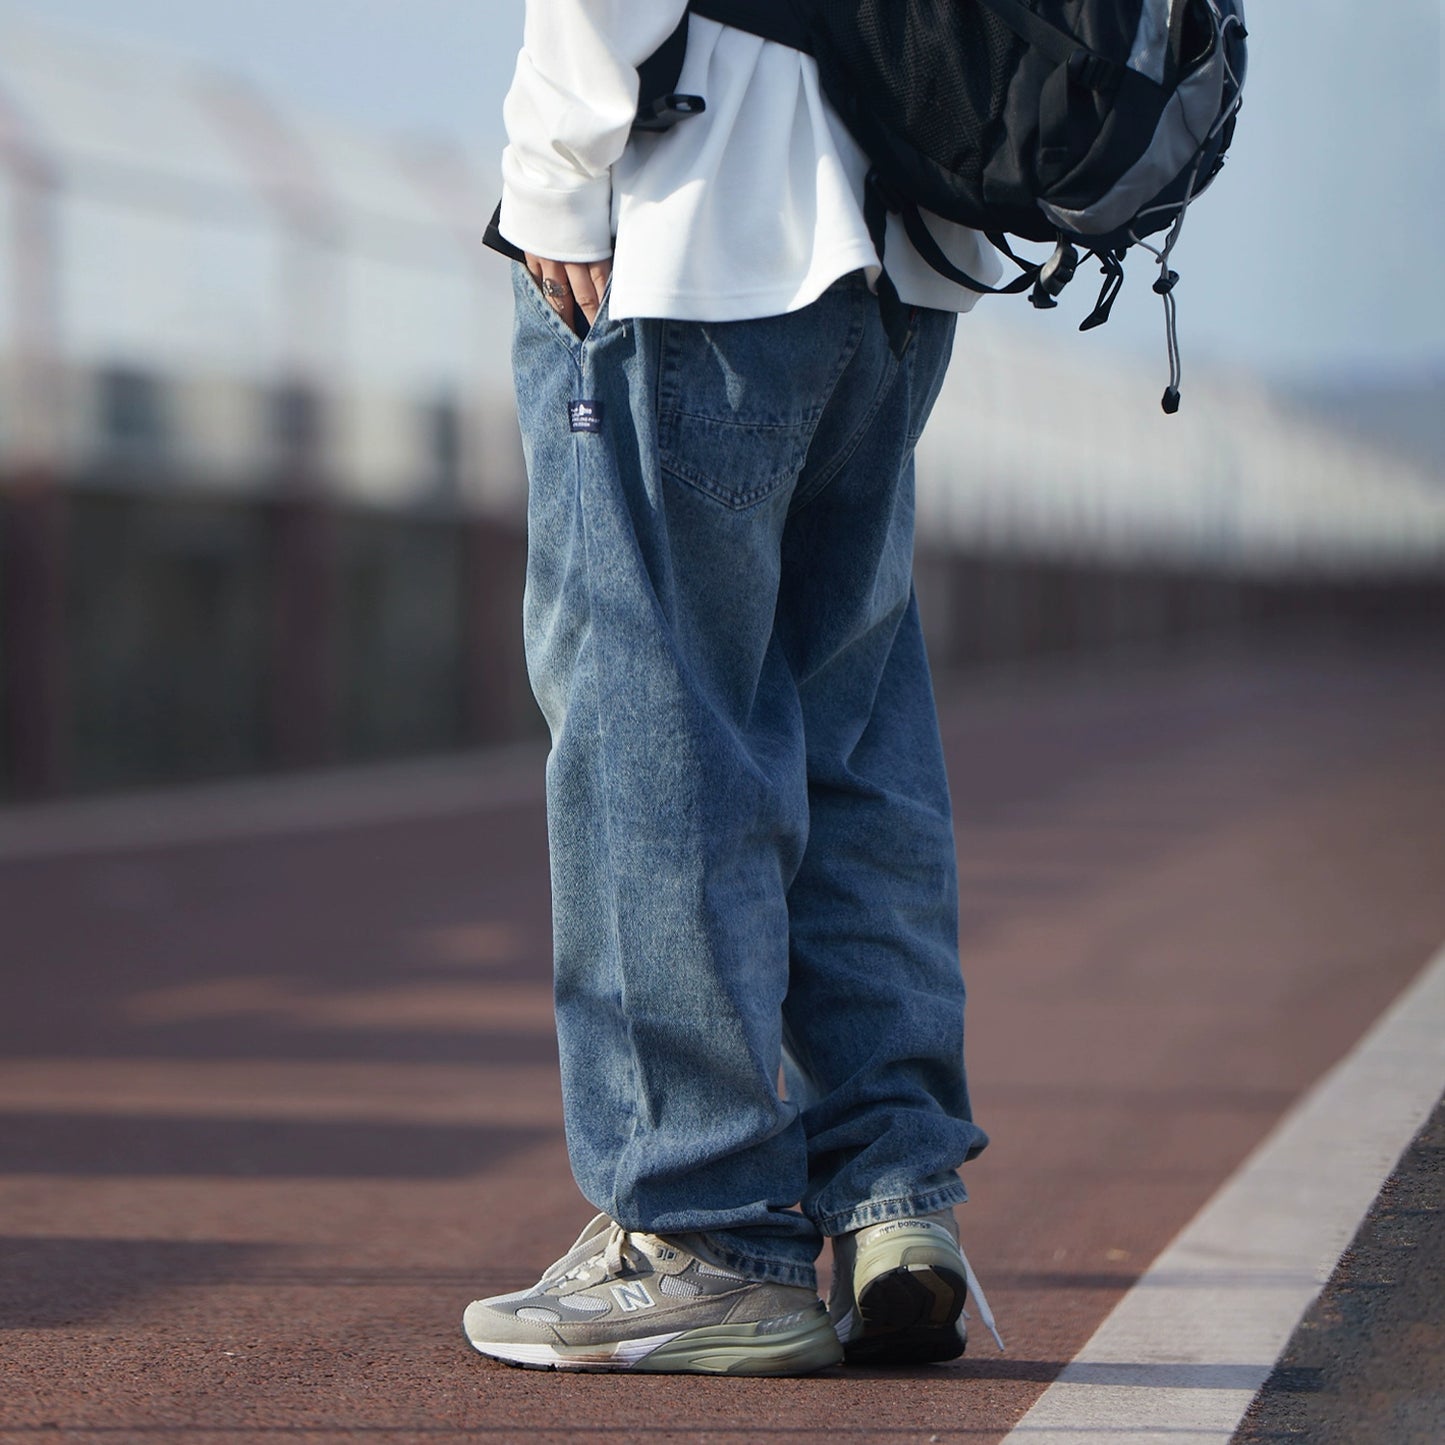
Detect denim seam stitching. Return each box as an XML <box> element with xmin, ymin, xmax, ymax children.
<box><xmin>696</xmin><ymin>1235</ymin><xmax>817</xmax><ymax>1289</ymax></box>
<box><xmin>516</xmin><ymin>266</ymin><xmax>585</xmax><ymax>369</ymax></box>
<box><xmin>571</xmin><ymin>361</ymin><xmax>645</xmax><ymax>1219</ymax></box>
<box><xmin>516</xmin><ymin>263</ymin><xmax>620</xmax><ymax>369</ymax></box>
<box><xmin>815</xmin><ymin>1180</ymin><xmax>969</xmax><ymax>1237</ymax></box>
<box><xmin>665</xmin><ymin>412</ymin><xmax>821</xmax><ymax>433</ymax></box>
<box><xmin>790</xmin><ymin>319</ymin><xmax>903</xmax><ymax>515</ymax></box>
<box><xmin>660</xmin><ymin>458</ymin><xmax>796</xmax><ymax>512</ymax></box>
<box><xmin>655</xmin><ymin>302</ymin><xmax>868</xmax><ymax>514</ymax></box>
<box><xmin>902</xmin><ymin>317</ymin><xmax>957</xmax><ymax>450</ymax></box>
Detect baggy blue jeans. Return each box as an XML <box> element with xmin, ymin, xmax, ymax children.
<box><xmin>512</xmin><ymin>266</ymin><xmax>987</xmax><ymax>1290</ymax></box>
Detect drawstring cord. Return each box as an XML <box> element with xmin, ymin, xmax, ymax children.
<box><xmin>1128</xmin><ymin>3</ymin><xmax>1247</xmax><ymax>411</ymax></box>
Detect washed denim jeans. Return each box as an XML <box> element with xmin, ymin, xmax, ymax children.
<box><xmin>512</xmin><ymin>265</ymin><xmax>987</xmax><ymax>1290</ymax></box>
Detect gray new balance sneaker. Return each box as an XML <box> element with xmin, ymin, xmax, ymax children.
<box><xmin>463</xmin><ymin>1214</ymin><xmax>843</xmax><ymax>1375</ymax></box>
<box><xmin>828</xmin><ymin>1210</ymin><xmax>1004</xmax><ymax>1365</ymax></box>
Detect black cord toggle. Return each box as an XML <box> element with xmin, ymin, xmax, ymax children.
<box><xmin>1030</xmin><ymin>240</ymin><xmax>1078</xmax><ymax>309</ymax></box>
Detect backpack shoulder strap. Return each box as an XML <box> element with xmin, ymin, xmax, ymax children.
<box><xmin>974</xmin><ymin>0</ymin><xmax>1123</xmax><ymax>86</ymax></box>
<box><xmin>972</xmin><ymin>0</ymin><xmax>1079</xmax><ymax>66</ymax></box>
<box><xmin>635</xmin><ymin>2</ymin><xmax>815</xmax><ymax>130</ymax></box>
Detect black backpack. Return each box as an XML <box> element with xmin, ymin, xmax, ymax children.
<box><xmin>637</xmin><ymin>0</ymin><xmax>1248</xmax><ymax>412</ymax></box>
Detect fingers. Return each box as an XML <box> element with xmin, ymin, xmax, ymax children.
<box><xmin>578</xmin><ymin>260</ymin><xmax>612</xmax><ymax>330</ymax></box>
<box><xmin>526</xmin><ymin>253</ymin><xmax>576</xmax><ymax>334</ymax></box>
<box><xmin>524</xmin><ymin>252</ymin><xmax>613</xmax><ymax>337</ymax></box>
<box><xmin>560</xmin><ymin>264</ymin><xmax>595</xmax><ymax>330</ymax></box>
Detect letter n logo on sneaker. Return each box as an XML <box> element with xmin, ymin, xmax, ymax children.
<box><xmin>611</xmin><ymin>1281</ymin><xmax>654</xmax><ymax>1313</ymax></box>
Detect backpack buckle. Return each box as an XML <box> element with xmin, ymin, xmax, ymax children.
<box><xmin>632</xmin><ymin>93</ymin><xmax>706</xmax><ymax>133</ymax></box>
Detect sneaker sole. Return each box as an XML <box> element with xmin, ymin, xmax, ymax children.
<box><xmin>466</xmin><ymin>1305</ymin><xmax>844</xmax><ymax>1376</ymax></box>
<box><xmin>844</xmin><ymin>1263</ymin><xmax>969</xmax><ymax>1365</ymax></box>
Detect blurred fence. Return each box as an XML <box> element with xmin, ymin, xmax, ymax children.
<box><xmin>0</xmin><ymin>13</ymin><xmax>1441</xmax><ymax>801</ymax></box>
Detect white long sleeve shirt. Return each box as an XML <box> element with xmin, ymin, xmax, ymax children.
<box><xmin>500</xmin><ymin>4</ymin><xmax>1003</xmax><ymax>322</ymax></box>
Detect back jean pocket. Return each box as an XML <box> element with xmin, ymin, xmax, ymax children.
<box><xmin>656</xmin><ymin>305</ymin><xmax>863</xmax><ymax>511</ymax></box>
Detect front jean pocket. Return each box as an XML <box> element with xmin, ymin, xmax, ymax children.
<box><xmin>904</xmin><ymin>310</ymin><xmax>959</xmax><ymax>450</ymax></box>
<box><xmin>512</xmin><ymin>262</ymin><xmax>615</xmax><ymax>367</ymax></box>
<box><xmin>656</xmin><ymin>308</ymin><xmax>861</xmax><ymax>511</ymax></box>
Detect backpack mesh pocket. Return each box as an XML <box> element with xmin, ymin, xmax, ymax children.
<box><xmin>814</xmin><ymin>0</ymin><xmax>1025</xmax><ymax>176</ymax></box>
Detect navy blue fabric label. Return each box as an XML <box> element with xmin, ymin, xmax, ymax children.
<box><xmin>569</xmin><ymin>400</ymin><xmax>604</xmax><ymax>434</ymax></box>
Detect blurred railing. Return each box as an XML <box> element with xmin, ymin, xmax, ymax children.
<box><xmin>0</xmin><ymin>13</ymin><xmax>1441</xmax><ymax>801</ymax></box>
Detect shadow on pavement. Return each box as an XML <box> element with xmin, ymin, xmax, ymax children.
<box><xmin>0</xmin><ymin>1237</ymin><xmax>282</xmax><ymax>1330</ymax></box>
<box><xmin>0</xmin><ymin>807</ymin><xmax>558</xmax><ymax>1068</ymax></box>
<box><xmin>0</xmin><ymin>1114</ymin><xmax>552</xmax><ymax>1178</ymax></box>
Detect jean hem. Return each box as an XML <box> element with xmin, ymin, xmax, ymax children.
<box><xmin>815</xmin><ymin>1179</ymin><xmax>969</xmax><ymax>1238</ymax></box>
<box><xmin>691</xmin><ymin>1232</ymin><xmax>819</xmax><ymax>1291</ymax></box>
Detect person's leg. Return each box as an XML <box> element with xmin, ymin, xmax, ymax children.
<box><xmin>775</xmin><ymin>305</ymin><xmax>989</xmax><ymax>1233</ymax></box>
<box><xmin>765</xmin><ymin>302</ymin><xmax>991</xmax><ymax>1363</ymax></box>
<box><xmin>514</xmin><ymin>267</ymin><xmax>881</xmax><ymax>1288</ymax></box>
<box><xmin>513</xmin><ymin>261</ymin><xmax>985</xmax><ymax>1300</ymax></box>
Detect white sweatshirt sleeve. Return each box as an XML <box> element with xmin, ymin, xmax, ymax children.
<box><xmin>500</xmin><ymin>1</ymin><xmax>689</xmax><ymax>262</ymax></box>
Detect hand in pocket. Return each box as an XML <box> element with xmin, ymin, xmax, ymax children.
<box><xmin>525</xmin><ymin>252</ymin><xmax>613</xmax><ymax>337</ymax></box>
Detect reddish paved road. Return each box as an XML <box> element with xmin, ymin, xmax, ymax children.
<box><xmin>2</xmin><ymin>636</ymin><xmax>1444</xmax><ymax>1443</ymax></box>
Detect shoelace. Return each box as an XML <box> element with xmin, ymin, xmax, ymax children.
<box><xmin>957</xmin><ymin>1243</ymin><xmax>1006</xmax><ymax>1352</ymax></box>
<box><xmin>542</xmin><ymin>1218</ymin><xmax>650</xmax><ymax>1291</ymax></box>
<box><xmin>601</xmin><ymin>1222</ymin><xmax>648</xmax><ymax>1279</ymax></box>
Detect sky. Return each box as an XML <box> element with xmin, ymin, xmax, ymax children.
<box><xmin>8</xmin><ymin>0</ymin><xmax>1445</xmax><ymax>385</ymax></box>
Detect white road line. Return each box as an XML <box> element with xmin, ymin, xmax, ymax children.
<box><xmin>1002</xmin><ymin>940</ymin><xmax>1445</xmax><ymax>1444</ymax></box>
<box><xmin>0</xmin><ymin>742</ymin><xmax>548</xmax><ymax>861</ymax></box>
